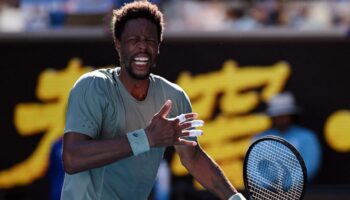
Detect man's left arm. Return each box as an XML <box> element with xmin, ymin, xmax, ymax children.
<box><xmin>175</xmin><ymin>144</ymin><xmax>245</xmax><ymax>200</ymax></box>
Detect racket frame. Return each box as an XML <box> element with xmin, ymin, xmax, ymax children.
<box><xmin>243</xmin><ymin>135</ymin><xmax>308</xmax><ymax>200</ymax></box>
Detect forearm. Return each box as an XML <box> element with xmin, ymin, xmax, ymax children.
<box><xmin>180</xmin><ymin>146</ymin><xmax>237</xmax><ymax>199</ymax></box>
<box><xmin>63</xmin><ymin>132</ymin><xmax>133</xmax><ymax>174</ymax></box>
<box><xmin>63</xmin><ymin>102</ymin><xmax>199</xmax><ymax>174</ymax></box>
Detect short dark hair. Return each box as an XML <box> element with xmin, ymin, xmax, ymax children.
<box><xmin>111</xmin><ymin>1</ymin><xmax>164</xmax><ymax>43</ymax></box>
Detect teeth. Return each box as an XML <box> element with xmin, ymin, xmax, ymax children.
<box><xmin>134</xmin><ymin>57</ymin><xmax>149</xmax><ymax>61</ymax></box>
<box><xmin>135</xmin><ymin>61</ymin><xmax>147</xmax><ymax>65</ymax></box>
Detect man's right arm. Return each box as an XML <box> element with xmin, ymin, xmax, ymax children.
<box><xmin>62</xmin><ymin>132</ymin><xmax>133</xmax><ymax>174</ymax></box>
<box><xmin>63</xmin><ymin>100</ymin><xmax>197</xmax><ymax>174</ymax></box>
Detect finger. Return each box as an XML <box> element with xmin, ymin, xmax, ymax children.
<box><xmin>178</xmin><ymin>130</ymin><xmax>203</xmax><ymax>139</ymax></box>
<box><xmin>183</xmin><ymin>113</ymin><xmax>198</xmax><ymax>121</ymax></box>
<box><xmin>189</xmin><ymin>120</ymin><xmax>204</xmax><ymax>128</ymax></box>
<box><xmin>188</xmin><ymin>130</ymin><xmax>203</xmax><ymax>137</ymax></box>
<box><xmin>175</xmin><ymin>138</ymin><xmax>197</xmax><ymax>146</ymax></box>
<box><xmin>176</xmin><ymin>113</ymin><xmax>187</xmax><ymax>123</ymax></box>
<box><xmin>169</xmin><ymin>113</ymin><xmax>198</xmax><ymax>123</ymax></box>
<box><xmin>177</xmin><ymin>121</ymin><xmax>192</xmax><ymax>130</ymax></box>
<box><xmin>178</xmin><ymin>120</ymin><xmax>204</xmax><ymax>130</ymax></box>
<box><xmin>156</xmin><ymin>100</ymin><xmax>172</xmax><ymax>118</ymax></box>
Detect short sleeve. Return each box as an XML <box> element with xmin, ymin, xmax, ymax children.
<box><xmin>180</xmin><ymin>90</ymin><xmax>192</xmax><ymax>114</ymax></box>
<box><xmin>64</xmin><ymin>73</ymin><xmax>108</xmax><ymax>139</ymax></box>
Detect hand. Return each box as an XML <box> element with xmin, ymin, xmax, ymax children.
<box><xmin>145</xmin><ymin>99</ymin><xmax>199</xmax><ymax>147</ymax></box>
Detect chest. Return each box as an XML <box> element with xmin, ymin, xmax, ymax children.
<box><xmin>100</xmin><ymin>84</ymin><xmax>167</xmax><ymax>139</ymax></box>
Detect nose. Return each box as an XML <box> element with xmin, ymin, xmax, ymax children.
<box><xmin>137</xmin><ymin>40</ymin><xmax>147</xmax><ymax>51</ymax></box>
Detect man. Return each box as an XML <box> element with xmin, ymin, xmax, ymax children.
<box><xmin>254</xmin><ymin>92</ymin><xmax>322</xmax><ymax>181</ymax></box>
<box><xmin>61</xmin><ymin>1</ymin><xmax>245</xmax><ymax>200</ymax></box>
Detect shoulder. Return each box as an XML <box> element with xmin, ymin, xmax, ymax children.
<box><xmin>289</xmin><ymin>125</ymin><xmax>319</xmax><ymax>141</ymax></box>
<box><xmin>75</xmin><ymin>68</ymin><xmax>114</xmax><ymax>84</ymax></box>
<box><xmin>291</xmin><ymin>125</ymin><xmax>316</xmax><ymax>135</ymax></box>
<box><xmin>151</xmin><ymin>74</ymin><xmax>189</xmax><ymax>100</ymax></box>
<box><xmin>151</xmin><ymin>74</ymin><xmax>192</xmax><ymax>114</ymax></box>
<box><xmin>73</xmin><ymin>68</ymin><xmax>115</xmax><ymax>91</ymax></box>
<box><xmin>253</xmin><ymin>128</ymin><xmax>277</xmax><ymax>141</ymax></box>
<box><xmin>151</xmin><ymin>74</ymin><xmax>185</xmax><ymax>93</ymax></box>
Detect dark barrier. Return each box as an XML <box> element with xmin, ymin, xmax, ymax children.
<box><xmin>1</xmin><ymin>33</ymin><xmax>350</xmax><ymax>199</ymax></box>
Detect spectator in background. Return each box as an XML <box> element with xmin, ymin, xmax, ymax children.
<box><xmin>254</xmin><ymin>92</ymin><xmax>322</xmax><ymax>182</ymax></box>
<box><xmin>0</xmin><ymin>0</ymin><xmax>19</xmax><ymax>7</ymax></box>
<box><xmin>48</xmin><ymin>137</ymin><xmax>64</xmax><ymax>200</ymax></box>
<box><xmin>265</xmin><ymin>0</ymin><xmax>289</xmax><ymax>26</ymax></box>
<box><xmin>0</xmin><ymin>0</ymin><xmax>23</xmax><ymax>32</ymax></box>
<box><xmin>65</xmin><ymin>0</ymin><xmax>115</xmax><ymax>13</ymax></box>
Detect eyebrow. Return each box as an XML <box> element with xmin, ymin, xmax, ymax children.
<box><xmin>126</xmin><ymin>35</ymin><xmax>157</xmax><ymax>40</ymax></box>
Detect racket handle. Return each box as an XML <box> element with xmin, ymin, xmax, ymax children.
<box><xmin>228</xmin><ymin>193</ymin><xmax>246</xmax><ymax>200</ymax></box>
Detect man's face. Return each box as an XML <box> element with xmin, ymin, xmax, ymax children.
<box><xmin>272</xmin><ymin>115</ymin><xmax>293</xmax><ymax>131</ymax></box>
<box><xmin>116</xmin><ymin>18</ymin><xmax>159</xmax><ymax>80</ymax></box>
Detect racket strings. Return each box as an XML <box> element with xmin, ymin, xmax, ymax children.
<box><xmin>246</xmin><ymin>140</ymin><xmax>304</xmax><ymax>200</ymax></box>
<box><xmin>247</xmin><ymin>142</ymin><xmax>303</xmax><ymax>199</ymax></box>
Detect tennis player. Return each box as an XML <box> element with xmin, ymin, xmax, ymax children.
<box><xmin>60</xmin><ymin>1</ymin><xmax>245</xmax><ymax>200</ymax></box>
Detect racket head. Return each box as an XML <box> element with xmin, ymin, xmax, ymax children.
<box><xmin>243</xmin><ymin>135</ymin><xmax>307</xmax><ymax>200</ymax></box>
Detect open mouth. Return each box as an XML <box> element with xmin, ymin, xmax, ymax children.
<box><xmin>133</xmin><ymin>56</ymin><xmax>149</xmax><ymax>66</ymax></box>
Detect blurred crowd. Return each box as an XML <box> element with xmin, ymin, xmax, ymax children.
<box><xmin>1</xmin><ymin>0</ymin><xmax>349</xmax><ymax>33</ymax></box>
<box><xmin>162</xmin><ymin>0</ymin><xmax>350</xmax><ymax>32</ymax></box>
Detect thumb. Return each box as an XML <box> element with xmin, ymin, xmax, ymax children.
<box><xmin>157</xmin><ymin>99</ymin><xmax>172</xmax><ymax>118</ymax></box>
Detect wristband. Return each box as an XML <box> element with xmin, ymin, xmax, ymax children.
<box><xmin>126</xmin><ymin>129</ymin><xmax>150</xmax><ymax>155</ymax></box>
<box><xmin>228</xmin><ymin>193</ymin><xmax>246</xmax><ymax>200</ymax></box>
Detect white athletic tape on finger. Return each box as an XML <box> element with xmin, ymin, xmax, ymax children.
<box><xmin>190</xmin><ymin>120</ymin><xmax>204</xmax><ymax>128</ymax></box>
<box><xmin>188</xmin><ymin>130</ymin><xmax>203</xmax><ymax>137</ymax></box>
<box><xmin>176</xmin><ymin>114</ymin><xmax>186</xmax><ymax>123</ymax></box>
<box><xmin>228</xmin><ymin>193</ymin><xmax>246</xmax><ymax>200</ymax></box>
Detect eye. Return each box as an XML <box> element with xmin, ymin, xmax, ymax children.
<box><xmin>146</xmin><ymin>38</ymin><xmax>158</xmax><ymax>47</ymax></box>
<box><xmin>127</xmin><ymin>38</ymin><xmax>138</xmax><ymax>45</ymax></box>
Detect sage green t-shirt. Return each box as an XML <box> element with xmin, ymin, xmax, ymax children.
<box><xmin>61</xmin><ymin>68</ymin><xmax>193</xmax><ymax>200</ymax></box>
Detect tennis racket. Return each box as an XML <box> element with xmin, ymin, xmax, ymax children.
<box><xmin>243</xmin><ymin>135</ymin><xmax>307</xmax><ymax>200</ymax></box>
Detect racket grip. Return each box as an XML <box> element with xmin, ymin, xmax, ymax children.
<box><xmin>228</xmin><ymin>193</ymin><xmax>246</xmax><ymax>200</ymax></box>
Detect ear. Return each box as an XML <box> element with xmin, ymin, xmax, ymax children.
<box><xmin>115</xmin><ymin>39</ymin><xmax>121</xmax><ymax>51</ymax></box>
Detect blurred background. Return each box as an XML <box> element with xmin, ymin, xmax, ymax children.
<box><xmin>1</xmin><ymin>0</ymin><xmax>350</xmax><ymax>200</ymax></box>
<box><xmin>1</xmin><ymin>0</ymin><xmax>350</xmax><ymax>33</ymax></box>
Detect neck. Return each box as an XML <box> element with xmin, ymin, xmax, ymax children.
<box><xmin>118</xmin><ymin>68</ymin><xmax>150</xmax><ymax>101</ymax></box>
